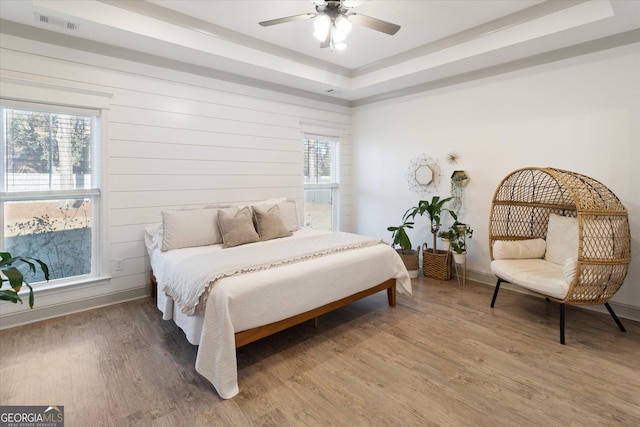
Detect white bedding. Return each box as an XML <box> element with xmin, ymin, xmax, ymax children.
<box><xmin>145</xmin><ymin>227</ymin><xmax>412</xmax><ymax>399</ymax></box>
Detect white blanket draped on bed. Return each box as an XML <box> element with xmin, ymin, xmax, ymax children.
<box><xmin>148</xmin><ymin>228</ymin><xmax>412</xmax><ymax>399</ymax></box>
<box><xmin>163</xmin><ymin>232</ymin><xmax>381</xmax><ymax>316</ymax></box>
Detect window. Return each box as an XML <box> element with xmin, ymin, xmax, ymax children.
<box><xmin>1</xmin><ymin>101</ymin><xmax>101</xmax><ymax>284</ymax></box>
<box><xmin>303</xmin><ymin>134</ymin><xmax>339</xmax><ymax>231</ymax></box>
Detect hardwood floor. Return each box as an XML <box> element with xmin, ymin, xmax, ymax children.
<box><xmin>1</xmin><ymin>277</ymin><xmax>639</xmax><ymax>426</ymax></box>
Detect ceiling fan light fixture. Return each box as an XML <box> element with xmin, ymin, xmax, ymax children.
<box><xmin>331</xmin><ymin>25</ymin><xmax>348</xmax><ymax>43</ymax></box>
<box><xmin>313</xmin><ymin>14</ymin><xmax>331</xmax><ymax>41</ymax></box>
<box><xmin>260</xmin><ymin>1</ymin><xmax>400</xmax><ymax>51</ymax></box>
<box><xmin>334</xmin><ymin>15</ymin><xmax>352</xmax><ymax>35</ymax></box>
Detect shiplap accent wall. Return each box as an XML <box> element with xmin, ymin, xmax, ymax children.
<box><xmin>0</xmin><ymin>34</ymin><xmax>351</xmax><ymax>328</ymax></box>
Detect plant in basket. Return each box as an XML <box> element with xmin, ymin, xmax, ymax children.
<box><xmin>405</xmin><ymin>196</ymin><xmax>457</xmax><ymax>280</ymax></box>
<box><xmin>405</xmin><ymin>196</ymin><xmax>457</xmax><ymax>252</ymax></box>
<box><xmin>387</xmin><ymin>211</ymin><xmax>419</xmax><ymax>277</ymax></box>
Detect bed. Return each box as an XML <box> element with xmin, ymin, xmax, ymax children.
<box><xmin>145</xmin><ymin>200</ymin><xmax>412</xmax><ymax>399</ymax></box>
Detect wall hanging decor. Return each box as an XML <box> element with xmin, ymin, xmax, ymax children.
<box><xmin>406</xmin><ymin>154</ymin><xmax>441</xmax><ymax>196</ymax></box>
<box><xmin>450</xmin><ymin>170</ymin><xmax>469</xmax><ymax>212</ymax></box>
<box><xmin>446</xmin><ymin>151</ymin><xmax>459</xmax><ymax>165</ymax></box>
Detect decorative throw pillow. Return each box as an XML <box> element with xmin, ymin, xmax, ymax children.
<box><xmin>277</xmin><ymin>200</ymin><xmax>301</xmax><ymax>232</ymax></box>
<box><xmin>544</xmin><ymin>213</ymin><xmax>579</xmax><ymax>265</ymax></box>
<box><xmin>253</xmin><ymin>205</ymin><xmax>292</xmax><ymax>241</ymax></box>
<box><xmin>252</xmin><ymin>199</ymin><xmax>300</xmax><ymax>232</ymax></box>
<box><xmin>492</xmin><ymin>238</ymin><xmax>546</xmax><ymax>260</ymax></box>
<box><xmin>161</xmin><ymin>205</ymin><xmax>233</xmax><ymax>251</ymax></box>
<box><xmin>218</xmin><ymin>206</ymin><xmax>260</xmax><ymax>248</ymax></box>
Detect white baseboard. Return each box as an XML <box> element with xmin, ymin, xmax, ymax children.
<box><xmin>0</xmin><ymin>286</ymin><xmax>149</xmax><ymax>330</ymax></box>
<box><xmin>458</xmin><ymin>268</ymin><xmax>640</xmax><ymax>323</ymax></box>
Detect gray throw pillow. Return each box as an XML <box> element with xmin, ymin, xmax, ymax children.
<box><xmin>253</xmin><ymin>205</ymin><xmax>292</xmax><ymax>241</ymax></box>
<box><xmin>217</xmin><ymin>206</ymin><xmax>260</xmax><ymax>248</ymax></box>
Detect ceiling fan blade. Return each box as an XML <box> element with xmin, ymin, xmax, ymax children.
<box><xmin>259</xmin><ymin>13</ymin><xmax>316</xmax><ymax>27</ymax></box>
<box><xmin>348</xmin><ymin>13</ymin><xmax>400</xmax><ymax>35</ymax></box>
<box><xmin>320</xmin><ymin>39</ymin><xmax>330</xmax><ymax>49</ymax></box>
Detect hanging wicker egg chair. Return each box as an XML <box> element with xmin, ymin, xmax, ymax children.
<box><xmin>489</xmin><ymin>167</ymin><xmax>631</xmax><ymax>343</ymax></box>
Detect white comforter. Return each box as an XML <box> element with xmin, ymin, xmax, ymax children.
<box><xmin>146</xmin><ymin>228</ymin><xmax>412</xmax><ymax>399</ymax></box>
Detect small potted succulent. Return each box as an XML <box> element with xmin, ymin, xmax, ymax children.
<box><xmin>450</xmin><ymin>222</ymin><xmax>474</xmax><ymax>264</ymax></box>
<box><xmin>437</xmin><ymin>229</ymin><xmax>456</xmax><ymax>251</ymax></box>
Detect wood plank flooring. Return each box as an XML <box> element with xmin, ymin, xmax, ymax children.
<box><xmin>1</xmin><ymin>277</ymin><xmax>639</xmax><ymax>426</ymax></box>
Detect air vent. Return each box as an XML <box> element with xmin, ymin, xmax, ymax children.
<box><xmin>34</xmin><ymin>12</ymin><xmax>79</xmax><ymax>31</ymax></box>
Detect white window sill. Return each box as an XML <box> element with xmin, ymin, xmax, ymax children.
<box><xmin>25</xmin><ymin>275</ymin><xmax>112</xmax><ymax>297</ymax></box>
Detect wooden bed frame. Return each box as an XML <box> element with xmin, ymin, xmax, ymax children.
<box><xmin>234</xmin><ymin>278</ymin><xmax>396</xmax><ymax>347</ymax></box>
<box><xmin>151</xmin><ymin>273</ymin><xmax>396</xmax><ymax>348</ymax></box>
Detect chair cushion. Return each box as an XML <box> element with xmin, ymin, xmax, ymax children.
<box><xmin>491</xmin><ymin>259</ymin><xmax>569</xmax><ymax>300</ymax></box>
<box><xmin>544</xmin><ymin>213</ymin><xmax>578</xmax><ymax>265</ymax></box>
<box><xmin>493</xmin><ymin>238</ymin><xmax>546</xmax><ymax>260</ymax></box>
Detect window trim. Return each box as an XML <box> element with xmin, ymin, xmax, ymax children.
<box><xmin>303</xmin><ymin>133</ymin><xmax>340</xmax><ymax>231</ymax></box>
<box><xmin>0</xmin><ymin>79</ymin><xmax>111</xmax><ymax>288</ymax></box>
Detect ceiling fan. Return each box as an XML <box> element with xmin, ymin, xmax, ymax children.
<box><xmin>259</xmin><ymin>1</ymin><xmax>401</xmax><ymax>51</ymax></box>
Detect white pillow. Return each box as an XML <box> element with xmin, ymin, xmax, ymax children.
<box><xmin>493</xmin><ymin>238</ymin><xmax>546</xmax><ymax>260</ymax></box>
<box><xmin>161</xmin><ymin>206</ymin><xmax>236</xmax><ymax>251</ymax></box>
<box><xmin>277</xmin><ymin>200</ymin><xmax>301</xmax><ymax>232</ymax></box>
<box><xmin>544</xmin><ymin>213</ymin><xmax>579</xmax><ymax>265</ymax></box>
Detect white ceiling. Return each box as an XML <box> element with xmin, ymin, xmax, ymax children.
<box><xmin>1</xmin><ymin>0</ymin><xmax>639</xmax><ymax>104</ymax></box>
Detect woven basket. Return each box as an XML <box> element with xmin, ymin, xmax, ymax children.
<box><xmin>422</xmin><ymin>243</ymin><xmax>451</xmax><ymax>280</ymax></box>
<box><xmin>396</xmin><ymin>248</ymin><xmax>419</xmax><ymax>271</ymax></box>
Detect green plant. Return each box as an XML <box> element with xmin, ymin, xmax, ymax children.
<box><xmin>405</xmin><ymin>196</ymin><xmax>457</xmax><ymax>252</ymax></box>
<box><xmin>437</xmin><ymin>229</ymin><xmax>456</xmax><ymax>241</ymax></box>
<box><xmin>450</xmin><ymin>222</ymin><xmax>474</xmax><ymax>254</ymax></box>
<box><xmin>0</xmin><ymin>252</ymin><xmax>49</xmax><ymax>308</ymax></box>
<box><xmin>387</xmin><ymin>213</ymin><xmax>415</xmax><ymax>253</ymax></box>
<box><xmin>451</xmin><ymin>174</ymin><xmax>468</xmax><ymax>184</ymax></box>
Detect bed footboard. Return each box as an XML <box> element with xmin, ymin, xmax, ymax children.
<box><xmin>234</xmin><ymin>278</ymin><xmax>396</xmax><ymax>348</ymax></box>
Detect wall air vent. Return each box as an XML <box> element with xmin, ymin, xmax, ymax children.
<box><xmin>34</xmin><ymin>12</ymin><xmax>79</xmax><ymax>31</ymax></box>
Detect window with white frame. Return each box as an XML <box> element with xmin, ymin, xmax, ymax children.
<box><xmin>303</xmin><ymin>134</ymin><xmax>339</xmax><ymax>231</ymax></box>
<box><xmin>1</xmin><ymin>100</ymin><xmax>101</xmax><ymax>284</ymax></box>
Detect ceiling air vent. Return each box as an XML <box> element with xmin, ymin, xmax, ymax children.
<box><xmin>34</xmin><ymin>12</ymin><xmax>79</xmax><ymax>31</ymax></box>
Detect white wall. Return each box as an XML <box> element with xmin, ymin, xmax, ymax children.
<box><xmin>352</xmin><ymin>43</ymin><xmax>640</xmax><ymax>319</ymax></box>
<box><xmin>0</xmin><ymin>34</ymin><xmax>352</xmax><ymax>328</ymax></box>
<box><xmin>1</xmin><ymin>31</ymin><xmax>638</xmax><ymax>327</ymax></box>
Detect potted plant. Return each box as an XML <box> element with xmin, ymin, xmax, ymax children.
<box><xmin>437</xmin><ymin>229</ymin><xmax>456</xmax><ymax>251</ymax></box>
<box><xmin>450</xmin><ymin>222</ymin><xmax>474</xmax><ymax>264</ymax></box>
<box><xmin>0</xmin><ymin>252</ymin><xmax>50</xmax><ymax>309</ymax></box>
<box><xmin>388</xmin><ymin>213</ymin><xmax>419</xmax><ymax>278</ymax></box>
<box><xmin>406</xmin><ymin>196</ymin><xmax>457</xmax><ymax>251</ymax></box>
<box><xmin>406</xmin><ymin>196</ymin><xmax>457</xmax><ymax>280</ymax></box>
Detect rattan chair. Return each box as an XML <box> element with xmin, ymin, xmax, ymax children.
<box><xmin>489</xmin><ymin>167</ymin><xmax>631</xmax><ymax>344</ymax></box>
